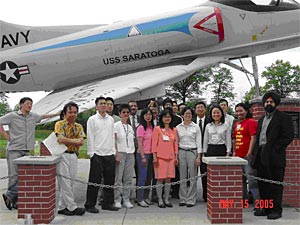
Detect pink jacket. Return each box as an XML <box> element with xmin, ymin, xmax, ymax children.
<box><xmin>152</xmin><ymin>126</ymin><xmax>178</xmax><ymax>160</ymax></box>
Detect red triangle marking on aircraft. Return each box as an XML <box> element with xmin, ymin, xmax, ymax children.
<box><xmin>193</xmin><ymin>8</ymin><xmax>224</xmax><ymax>42</ymax></box>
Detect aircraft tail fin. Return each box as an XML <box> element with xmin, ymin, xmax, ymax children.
<box><xmin>0</xmin><ymin>20</ymin><xmax>103</xmax><ymax>51</ymax></box>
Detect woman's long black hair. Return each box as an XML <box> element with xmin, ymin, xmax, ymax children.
<box><xmin>208</xmin><ymin>104</ymin><xmax>225</xmax><ymax>124</ymax></box>
<box><xmin>158</xmin><ymin>109</ymin><xmax>174</xmax><ymax>129</ymax></box>
<box><xmin>139</xmin><ymin>108</ymin><xmax>154</xmax><ymax>130</ymax></box>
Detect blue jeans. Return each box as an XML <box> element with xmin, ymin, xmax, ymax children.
<box><xmin>6</xmin><ymin>150</ymin><xmax>30</xmax><ymax>203</ymax></box>
<box><xmin>136</xmin><ymin>153</ymin><xmax>151</xmax><ymax>202</ymax></box>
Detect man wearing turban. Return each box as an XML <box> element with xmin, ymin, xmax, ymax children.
<box><xmin>252</xmin><ymin>90</ymin><xmax>294</xmax><ymax>220</ymax></box>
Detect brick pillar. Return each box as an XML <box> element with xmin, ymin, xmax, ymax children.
<box><xmin>14</xmin><ymin>156</ymin><xmax>60</xmax><ymax>224</ymax></box>
<box><xmin>251</xmin><ymin>97</ymin><xmax>300</xmax><ymax>207</ymax></box>
<box><xmin>203</xmin><ymin>157</ymin><xmax>247</xmax><ymax>224</ymax></box>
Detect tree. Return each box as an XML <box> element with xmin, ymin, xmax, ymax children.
<box><xmin>262</xmin><ymin>60</ymin><xmax>300</xmax><ymax>98</ymax></box>
<box><xmin>166</xmin><ymin>67</ymin><xmax>211</xmax><ymax>103</ymax></box>
<box><xmin>0</xmin><ymin>94</ymin><xmax>11</xmax><ymax>116</ymax></box>
<box><xmin>206</xmin><ymin>66</ymin><xmax>235</xmax><ymax>102</ymax></box>
<box><xmin>243</xmin><ymin>86</ymin><xmax>269</xmax><ymax>102</ymax></box>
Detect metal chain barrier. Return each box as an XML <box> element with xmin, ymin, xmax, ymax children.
<box><xmin>56</xmin><ymin>172</ymin><xmax>207</xmax><ymax>190</ymax></box>
<box><xmin>1</xmin><ymin>173</ymin><xmax>300</xmax><ymax>188</ymax></box>
<box><xmin>244</xmin><ymin>173</ymin><xmax>300</xmax><ymax>187</ymax></box>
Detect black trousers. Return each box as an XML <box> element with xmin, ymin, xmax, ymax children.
<box><xmin>171</xmin><ymin>166</ymin><xmax>180</xmax><ymax>198</ymax></box>
<box><xmin>85</xmin><ymin>154</ymin><xmax>115</xmax><ymax>208</ymax></box>
<box><xmin>256</xmin><ymin>153</ymin><xmax>285</xmax><ymax>214</ymax></box>
<box><xmin>201</xmin><ymin>144</ymin><xmax>227</xmax><ymax>201</ymax></box>
<box><xmin>200</xmin><ymin>156</ymin><xmax>207</xmax><ymax>201</ymax></box>
<box><xmin>145</xmin><ymin>154</ymin><xmax>157</xmax><ymax>200</ymax></box>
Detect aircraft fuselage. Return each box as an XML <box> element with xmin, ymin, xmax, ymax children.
<box><xmin>0</xmin><ymin>1</ymin><xmax>299</xmax><ymax>92</ymax></box>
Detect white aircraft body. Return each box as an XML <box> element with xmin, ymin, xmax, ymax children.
<box><xmin>0</xmin><ymin>0</ymin><xmax>299</xmax><ymax>121</ymax></box>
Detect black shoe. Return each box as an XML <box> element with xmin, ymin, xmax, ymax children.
<box><xmin>72</xmin><ymin>208</ymin><xmax>86</xmax><ymax>216</ymax></box>
<box><xmin>58</xmin><ymin>208</ymin><xmax>68</xmax><ymax>215</ymax></box>
<box><xmin>164</xmin><ymin>202</ymin><xmax>173</xmax><ymax>208</ymax></box>
<box><xmin>158</xmin><ymin>202</ymin><xmax>166</xmax><ymax>208</ymax></box>
<box><xmin>2</xmin><ymin>194</ymin><xmax>12</xmax><ymax>210</ymax></box>
<box><xmin>267</xmin><ymin>212</ymin><xmax>282</xmax><ymax>220</ymax></box>
<box><xmin>63</xmin><ymin>207</ymin><xmax>86</xmax><ymax>216</ymax></box>
<box><xmin>102</xmin><ymin>204</ymin><xmax>119</xmax><ymax>211</ymax></box>
<box><xmin>186</xmin><ymin>204</ymin><xmax>195</xmax><ymax>208</ymax></box>
<box><xmin>254</xmin><ymin>209</ymin><xmax>269</xmax><ymax>216</ymax></box>
<box><xmin>86</xmin><ymin>206</ymin><xmax>100</xmax><ymax>213</ymax></box>
<box><xmin>179</xmin><ymin>202</ymin><xmax>186</xmax><ymax>207</ymax></box>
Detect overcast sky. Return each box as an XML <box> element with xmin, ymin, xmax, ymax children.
<box><xmin>2</xmin><ymin>0</ymin><xmax>300</xmax><ymax>108</ymax></box>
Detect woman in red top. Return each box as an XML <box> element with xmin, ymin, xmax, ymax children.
<box><xmin>233</xmin><ymin>103</ymin><xmax>258</xmax><ymax>202</ymax></box>
<box><xmin>152</xmin><ymin>109</ymin><xmax>178</xmax><ymax>208</ymax></box>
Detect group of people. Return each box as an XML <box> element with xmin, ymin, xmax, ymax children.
<box><xmin>0</xmin><ymin>90</ymin><xmax>294</xmax><ymax>220</ymax></box>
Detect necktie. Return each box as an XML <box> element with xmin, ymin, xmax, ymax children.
<box><xmin>132</xmin><ymin>115</ymin><xmax>136</xmax><ymax>136</ymax></box>
<box><xmin>132</xmin><ymin>115</ymin><xmax>136</xmax><ymax>127</ymax></box>
<box><xmin>199</xmin><ymin>119</ymin><xmax>203</xmax><ymax>134</ymax></box>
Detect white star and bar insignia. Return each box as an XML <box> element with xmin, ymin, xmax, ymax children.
<box><xmin>0</xmin><ymin>61</ymin><xmax>30</xmax><ymax>84</ymax></box>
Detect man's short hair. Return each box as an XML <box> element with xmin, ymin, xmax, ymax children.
<box><xmin>194</xmin><ymin>101</ymin><xmax>206</xmax><ymax>109</ymax></box>
<box><xmin>19</xmin><ymin>97</ymin><xmax>33</xmax><ymax>105</ymax></box>
<box><xmin>62</xmin><ymin>102</ymin><xmax>79</xmax><ymax>115</ymax></box>
<box><xmin>162</xmin><ymin>98</ymin><xmax>173</xmax><ymax>108</ymax></box>
<box><xmin>95</xmin><ymin>96</ymin><xmax>106</xmax><ymax>105</ymax></box>
<box><xmin>106</xmin><ymin>97</ymin><xmax>115</xmax><ymax>104</ymax></box>
<box><xmin>178</xmin><ymin>103</ymin><xmax>185</xmax><ymax>108</ymax></box>
<box><xmin>218</xmin><ymin>98</ymin><xmax>228</xmax><ymax>106</ymax></box>
<box><xmin>128</xmin><ymin>100</ymin><xmax>137</xmax><ymax>104</ymax></box>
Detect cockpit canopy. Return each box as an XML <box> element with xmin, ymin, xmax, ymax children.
<box><xmin>210</xmin><ymin>0</ymin><xmax>300</xmax><ymax>11</ymax></box>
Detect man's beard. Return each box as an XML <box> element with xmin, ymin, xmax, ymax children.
<box><xmin>264</xmin><ymin>105</ymin><xmax>275</xmax><ymax>113</ymax></box>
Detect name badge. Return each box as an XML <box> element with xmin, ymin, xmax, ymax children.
<box><xmin>212</xmin><ymin>134</ymin><xmax>219</xmax><ymax>141</ymax></box>
<box><xmin>163</xmin><ymin>134</ymin><xmax>170</xmax><ymax>141</ymax></box>
<box><xmin>236</xmin><ymin>124</ymin><xmax>241</xmax><ymax>130</ymax></box>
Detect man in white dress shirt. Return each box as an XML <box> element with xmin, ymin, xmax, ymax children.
<box><xmin>193</xmin><ymin>101</ymin><xmax>210</xmax><ymax>202</ymax></box>
<box><xmin>85</xmin><ymin>97</ymin><xmax>119</xmax><ymax>213</ymax></box>
<box><xmin>219</xmin><ymin>99</ymin><xmax>235</xmax><ymax>130</ymax></box>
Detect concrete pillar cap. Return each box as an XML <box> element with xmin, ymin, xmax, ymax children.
<box><xmin>14</xmin><ymin>156</ymin><xmax>61</xmax><ymax>165</ymax></box>
<box><xmin>202</xmin><ymin>156</ymin><xmax>247</xmax><ymax>165</ymax></box>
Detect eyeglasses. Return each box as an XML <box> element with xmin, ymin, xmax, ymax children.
<box><xmin>121</xmin><ymin>111</ymin><xmax>130</xmax><ymax>114</ymax></box>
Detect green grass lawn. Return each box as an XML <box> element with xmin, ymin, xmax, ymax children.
<box><xmin>0</xmin><ymin>130</ymin><xmax>89</xmax><ymax>159</ymax></box>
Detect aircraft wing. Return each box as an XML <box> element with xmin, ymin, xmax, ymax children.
<box><xmin>32</xmin><ymin>56</ymin><xmax>224</xmax><ymax>124</ymax></box>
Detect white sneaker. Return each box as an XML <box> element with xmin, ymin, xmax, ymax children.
<box><xmin>115</xmin><ymin>202</ymin><xmax>122</xmax><ymax>209</ymax></box>
<box><xmin>123</xmin><ymin>201</ymin><xmax>134</xmax><ymax>209</ymax></box>
<box><xmin>138</xmin><ymin>200</ymin><xmax>149</xmax><ymax>207</ymax></box>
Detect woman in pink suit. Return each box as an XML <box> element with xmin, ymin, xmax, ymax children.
<box><xmin>152</xmin><ymin>109</ymin><xmax>178</xmax><ymax>208</ymax></box>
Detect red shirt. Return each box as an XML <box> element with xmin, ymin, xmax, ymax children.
<box><xmin>233</xmin><ymin>118</ymin><xmax>258</xmax><ymax>158</ymax></box>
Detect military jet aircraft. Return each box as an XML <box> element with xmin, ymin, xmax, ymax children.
<box><xmin>0</xmin><ymin>0</ymin><xmax>299</xmax><ymax>121</ymax></box>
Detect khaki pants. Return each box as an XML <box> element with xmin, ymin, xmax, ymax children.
<box><xmin>57</xmin><ymin>153</ymin><xmax>78</xmax><ymax>211</ymax></box>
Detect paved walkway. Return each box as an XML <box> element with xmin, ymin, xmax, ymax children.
<box><xmin>0</xmin><ymin>159</ymin><xmax>299</xmax><ymax>225</ymax></box>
